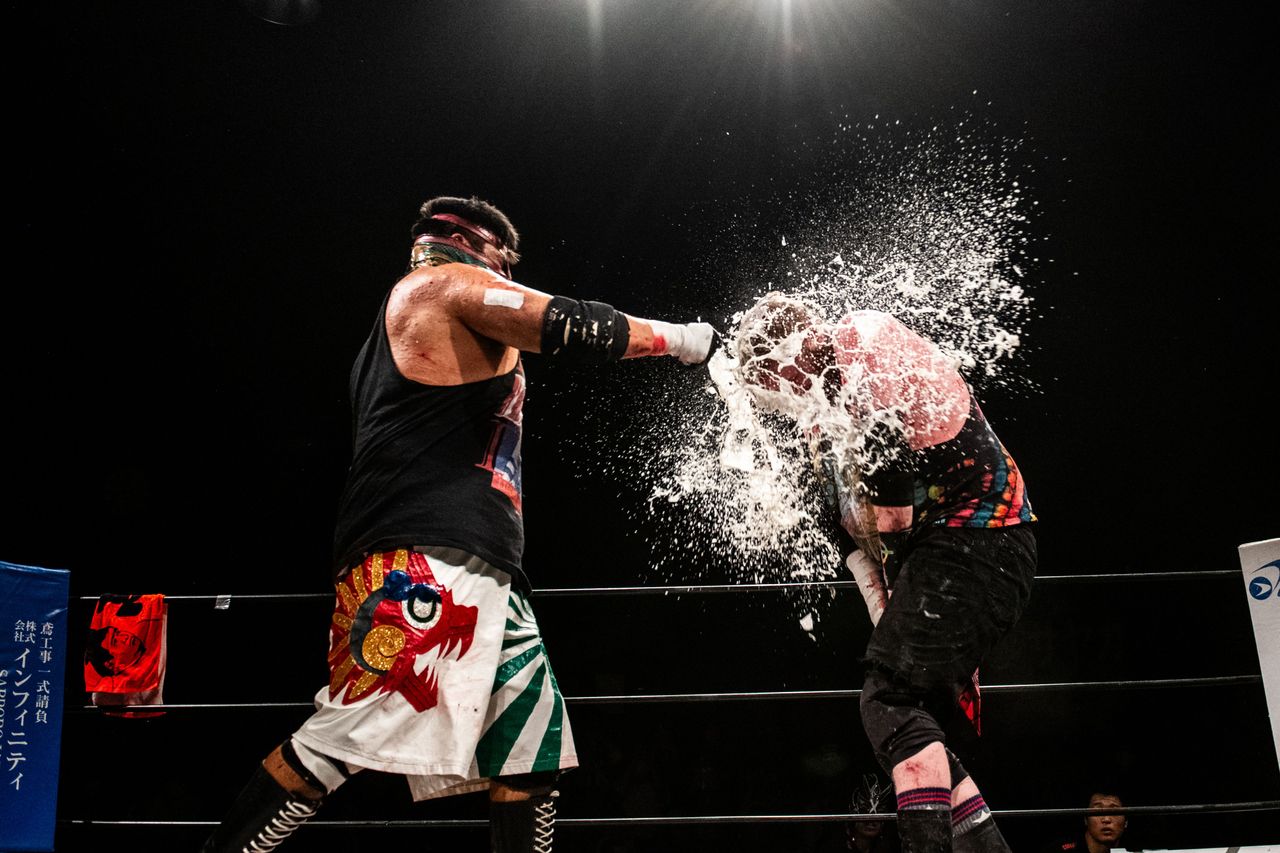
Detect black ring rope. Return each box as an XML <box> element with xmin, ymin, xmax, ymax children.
<box><xmin>63</xmin><ymin>570</ymin><xmax>1274</xmax><ymax>834</ymax></box>
<box><xmin>76</xmin><ymin>569</ymin><xmax>1240</xmax><ymax>603</ymax></box>
<box><xmin>72</xmin><ymin>675</ymin><xmax>1261</xmax><ymax>713</ymax></box>
<box><xmin>58</xmin><ymin>799</ymin><xmax>1280</xmax><ymax>829</ymax></box>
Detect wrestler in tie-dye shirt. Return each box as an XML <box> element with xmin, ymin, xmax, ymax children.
<box><xmin>742</xmin><ymin>295</ymin><xmax>1039</xmax><ymax>850</ymax></box>
<box><xmin>737</xmin><ymin>295</ymin><xmax>1037</xmax><ymax>853</ymax></box>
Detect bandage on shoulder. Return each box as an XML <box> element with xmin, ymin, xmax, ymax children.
<box><xmin>540</xmin><ymin>295</ymin><xmax>630</xmax><ymax>363</ymax></box>
<box><xmin>484</xmin><ymin>288</ymin><xmax>525</xmax><ymax>309</ymax></box>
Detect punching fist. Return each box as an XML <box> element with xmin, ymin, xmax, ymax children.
<box><xmin>650</xmin><ymin>320</ymin><xmax>720</xmax><ymax>365</ymax></box>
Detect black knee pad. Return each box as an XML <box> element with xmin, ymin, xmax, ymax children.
<box><xmin>860</xmin><ymin>667</ymin><xmax>947</xmax><ymax>772</ymax></box>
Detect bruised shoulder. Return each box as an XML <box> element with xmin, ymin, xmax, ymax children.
<box><xmin>388</xmin><ymin>264</ymin><xmax>449</xmax><ymax>319</ymax></box>
<box><xmin>388</xmin><ymin>262</ymin><xmax>507</xmax><ymax>321</ymax></box>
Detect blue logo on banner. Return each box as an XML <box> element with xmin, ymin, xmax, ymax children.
<box><xmin>0</xmin><ymin>560</ymin><xmax>71</xmax><ymax>853</ymax></box>
<box><xmin>1249</xmin><ymin>559</ymin><xmax>1280</xmax><ymax>601</ymax></box>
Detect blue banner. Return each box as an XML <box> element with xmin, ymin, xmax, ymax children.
<box><xmin>0</xmin><ymin>560</ymin><xmax>71</xmax><ymax>853</ymax></box>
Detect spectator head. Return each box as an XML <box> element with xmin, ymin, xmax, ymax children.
<box><xmin>1084</xmin><ymin>791</ymin><xmax>1127</xmax><ymax>849</ymax></box>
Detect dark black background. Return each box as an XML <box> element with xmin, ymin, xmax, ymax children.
<box><xmin>3</xmin><ymin>0</ymin><xmax>1276</xmax><ymax>850</ymax></box>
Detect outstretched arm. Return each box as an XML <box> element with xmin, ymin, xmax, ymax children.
<box><xmin>387</xmin><ymin>263</ymin><xmax>717</xmax><ymax>385</ymax></box>
<box><xmin>434</xmin><ymin>265</ymin><xmax>715</xmax><ymax>362</ymax></box>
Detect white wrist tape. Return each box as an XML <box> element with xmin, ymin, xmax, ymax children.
<box><xmin>846</xmin><ymin>550</ymin><xmax>888</xmax><ymax>626</ymax></box>
<box><xmin>647</xmin><ymin>319</ymin><xmax>715</xmax><ymax>365</ymax></box>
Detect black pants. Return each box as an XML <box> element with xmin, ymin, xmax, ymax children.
<box><xmin>865</xmin><ymin>525</ymin><xmax>1037</xmax><ymax>694</ymax></box>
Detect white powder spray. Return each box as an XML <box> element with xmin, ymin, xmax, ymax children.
<box><xmin>557</xmin><ymin>114</ymin><xmax>1042</xmax><ymax>631</ymax></box>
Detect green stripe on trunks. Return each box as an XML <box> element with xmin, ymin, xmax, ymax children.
<box><xmin>532</xmin><ymin>667</ymin><xmax>565</xmax><ymax>771</ymax></box>
<box><xmin>493</xmin><ymin>645</ymin><xmax>542</xmax><ymax>688</ymax></box>
<box><xmin>477</xmin><ymin>662</ymin><xmax>547</xmax><ymax>774</ymax></box>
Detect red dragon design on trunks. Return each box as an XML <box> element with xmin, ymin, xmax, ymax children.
<box><xmin>327</xmin><ymin>549</ymin><xmax>478</xmax><ymax>712</ymax></box>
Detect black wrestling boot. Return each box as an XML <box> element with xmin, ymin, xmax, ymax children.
<box><xmin>200</xmin><ymin>764</ymin><xmax>321</xmax><ymax>853</ymax></box>
<box><xmin>898</xmin><ymin>808</ymin><xmax>953</xmax><ymax>853</ymax></box>
<box><xmin>953</xmin><ymin>817</ymin><xmax>1012</xmax><ymax>853</ymax></box>
<box><xmin>490</xmin><ymin>791</ymin><xmax>558</xmax><ymax>853</ymax></box>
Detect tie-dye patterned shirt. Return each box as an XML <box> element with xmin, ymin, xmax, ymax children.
<box><xmin>833</xmin><ymin>310</ymin><xmax>1035</xmax><ymax>533</ymax></box>
<box><xmin>889</xmin><ymin>395</ymin><xmax>1036</xmax><ymax>530</ymax></box>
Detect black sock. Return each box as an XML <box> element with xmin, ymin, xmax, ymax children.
<box><xmin>898</xmin><ymin>807</ymin><xmax>953</xmax><ymax>853</ymax></box>
<box><xmin>953</xmin><ymin>814</ymin><xmax>1012</xmax><ymax>853</ymax></box>
<box><xmin>490</xmin><ymin>792</ymin><xmax>558</xmax><ymax>853</ymax></box>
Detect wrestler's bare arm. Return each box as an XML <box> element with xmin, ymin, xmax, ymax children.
<box><xmin>434</xmin><ymin>266</ymin><xmax>663</xmax><ymax>358</ymax></box>
<box><xmin>387</xmin><ymin>263</ymin><xmax>673</xmax><ymax>385</ymax></box>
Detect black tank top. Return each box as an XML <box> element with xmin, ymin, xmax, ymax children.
<box><xmin>863</xmin><ymin>395</ymin><xmax>1035</xmax><ymax>530</ymax></box>
<box><xmin>332</xmin><ymin>291</ymin><xmax>525</xmax><ymax>580</ymax></box>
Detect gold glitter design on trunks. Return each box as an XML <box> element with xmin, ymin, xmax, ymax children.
<box><xmin>349</xmin><ymin>670</ymin><xmax>379</xmax><ymax>700</ymax></box>
<box><xmin>327</xmin><ymin>549</ymin><xmax>438</xmax><ymax>706</ymax></box>
<box><xmin>330</xmin><ymin>656</ymin><xmax>355</xmax><ymax>693</ymax></box>
<box><xmin>327</xmin><ymin>631</ymin><xmax>350</xmax><ymax>661</ymax></box>
<box><xmin>338</xmin><ymin>584</ymin><xmax>357</xmax><ymax>617</ymax></box>
<box><xmin>361</xmin><ymin>625</ymin><xmax>406</xmax><ymax>671</ymax></box>
<box><xmin>330</xmin><ymin>560</ymin><xmax>366</xmax><ymax>695</ymax></box>
<box><xmin>353</xmin><ymin>560</ymin><xmax>367</xmax><ymax>599</ymax></box>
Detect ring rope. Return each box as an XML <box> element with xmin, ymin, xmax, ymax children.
<box><xmin>58</xmin><ymin>799</ymin><xmax>1280</xmax><ymax>828</ymax></box>
<box><xmin>76</xmin><ymin>569</ymin><xmax>1240</xmax><ymax>604</ymax></box>
<box><xmin>65</xmin><ymin>575</ymin><xmax>1270</xmax><ymax>831</ymax></box>
<box><xmin>71</xmin><ymin>675</ymin><xmax>1262</xmax><ymax>714</ymax></box>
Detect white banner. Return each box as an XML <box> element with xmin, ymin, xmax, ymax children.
<box><xmin>1238</xmin><ymin>537</ymin><xmax>1280</xmax><ymax>775</ymax></box>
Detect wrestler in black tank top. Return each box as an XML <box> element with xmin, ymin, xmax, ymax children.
<box><xmin>332</xmin><ymin>291</ymin><xmax>526</xmax><ymax>581</ymax></box>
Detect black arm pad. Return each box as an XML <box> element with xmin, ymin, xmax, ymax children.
<box><xmin>540</xmin><ymin>295</ymin><xmax>631</xmax><ymax>364</ymax></box>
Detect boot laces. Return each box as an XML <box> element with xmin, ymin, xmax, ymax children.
<box><xmin>243</xmin><ymin>798</ymin><xmax>319</xmax><ymax>853</ymax></box>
